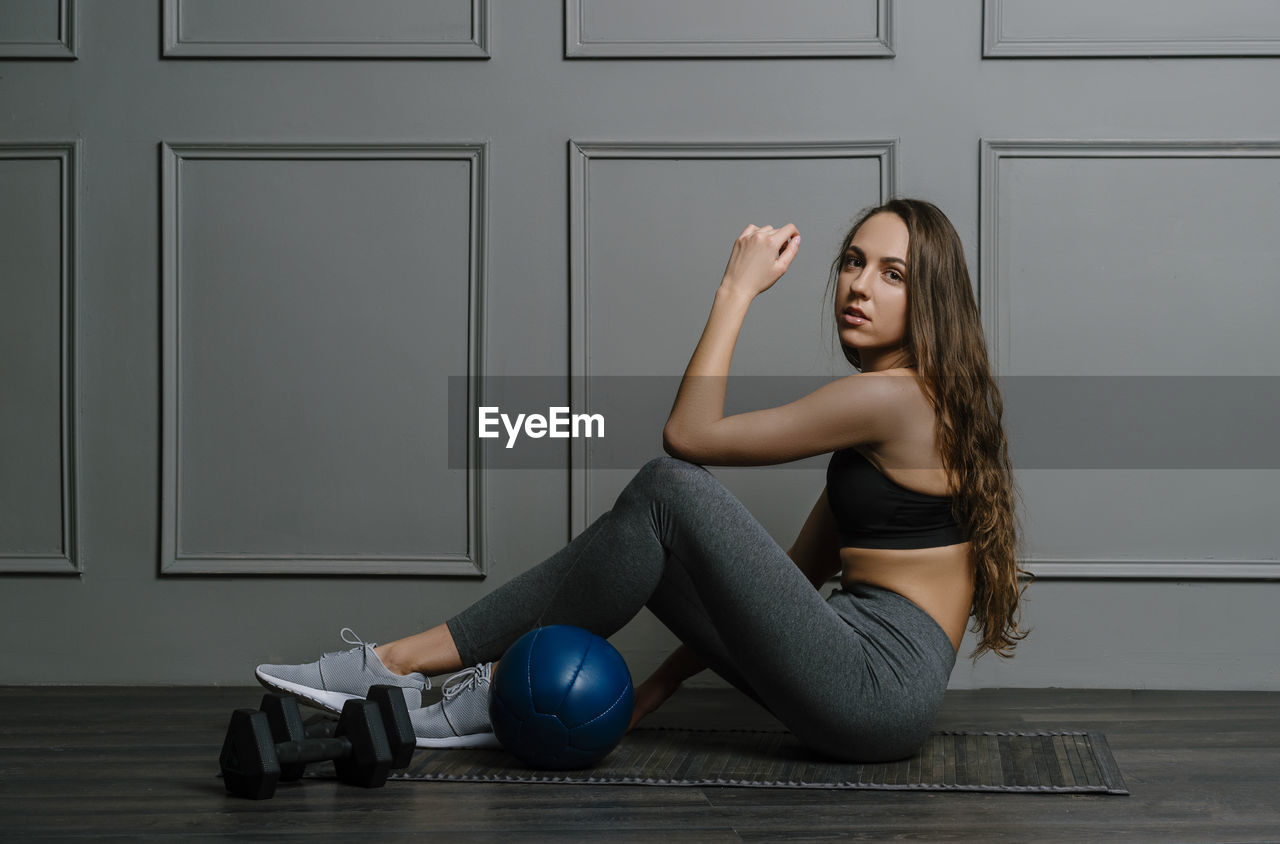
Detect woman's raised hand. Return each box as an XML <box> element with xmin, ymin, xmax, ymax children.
<box><xmin>718</xmin><ymin>223</ymin><xmax>801</xmax><ymax>300</ymax></box>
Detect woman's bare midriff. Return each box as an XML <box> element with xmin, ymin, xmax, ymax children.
<box><xmin>840</xmin><ymin>543</ymin><xmax>973</xmax><ymax>653</ymax></box>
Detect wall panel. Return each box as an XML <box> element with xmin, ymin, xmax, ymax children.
<box><xmin>981</xmin><ymin>139</ymin><xmax>1280</xmax><ymax>580</ymax></box>
<box><xmin>567</xmin><ymin>0</ymin><xmax>891</xmax><ymax>58</ymax></box>
<box><xmin>985</xmin><ymin>0</ymin><xmax>1280</xmax><ymax>57</ymax></box>
<box><xmin>159</xmin><ymin>143</ymin><xmax>487</xmax><ymax>575</ymax></box>
<box><xmin>567</xmin><ymin>140</ymin><xmax>895</xmax><ymax>534</ymax></box>
<box><xmin>0</xmin><ymin>0</ymin><xmax>75</xmax><ymax>58</ymax></box>
<box><xmin>163</xmin><ymin>0</ymin><xmax>489</xmax><ymax>58</ymax></box>
<box><xmin>0</xmin><ymin>142</ymin><xmax>79</xmax><ymax>574</ymax></box>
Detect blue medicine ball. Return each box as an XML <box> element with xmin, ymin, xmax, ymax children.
<box><xmin>488</xmin><ymin>625</ymin><xmax>635</xmax><ymax>770</ymax></box>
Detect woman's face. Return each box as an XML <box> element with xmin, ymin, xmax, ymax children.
<box><xmin>835</xmin><ymin>212</ymin><xmax>913</xmax><ymax>372</ymax></box>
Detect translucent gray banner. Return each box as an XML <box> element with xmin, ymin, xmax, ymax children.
<box><xmin>447</xmin><ymin>376</ymin><xmax>1280</xmax><ymax>470</ymax></box>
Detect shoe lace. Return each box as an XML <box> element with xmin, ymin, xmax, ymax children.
<box><xmin>325</xmin><ymin>627</ymin><xmax>376</xmax><ymax>670</ymax></box>
<box><xmin>442</xmin><ymin>663</ymin><xmax>492</xmax><ymax>702</ymax></box>
<box><xmin>340</xmin><ymin>626</ymin><xmax>370</xmax><ymax>650</ymax></box>
<box><xmin>331</xmin><ymin>627</ymin><xmax>432</xmax><ymax>690</ymax></box>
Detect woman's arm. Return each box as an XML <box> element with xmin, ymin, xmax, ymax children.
<box><xmin>788</xmin><ymin>486</ymin><xmax>844</xmax><ymax>589</ymax></box>
<box><xmin>662</xmin><ymin>224</ymin><xmax>907</xmax><ymax>465</ymax></box>
<box><xmin>629</xmin><ymin>644</ymin><xmax>706</xmax><ymax>731</ymax></box>
<box><xmin>663</xmin><ymin>223</ymin><xmax>799</xmax><ymax>447</ymax></box>
<box><xmin>662</xmin><ymin>285</ymin><xmax>752</xmax><ymax>450</ymax></box>
<box><xmin>654</xmin><ymin>642</ymin><xmax>707</xmax><ymax>685</ymax></box>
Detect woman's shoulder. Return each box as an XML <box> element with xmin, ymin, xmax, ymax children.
<box><xmin>860</xmin><ymin>368</ymin><xmax>938</xmax><ymax>444</ymax></box>
<box><xmin>856</xmin><ymin>367</ymin><xmax>925</xmax><ymax>404</ymax></box>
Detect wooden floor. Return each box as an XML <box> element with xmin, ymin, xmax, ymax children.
<box><xmin>1</xmin><ymin>685</ymin><xmax>1277</xmax><ymax>842</ymax></box>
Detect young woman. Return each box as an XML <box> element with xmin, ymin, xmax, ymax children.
<box><xmin>256</xmin><ymin>197</ymin><xmax>1031</xmax><ymax>764</ymax></box>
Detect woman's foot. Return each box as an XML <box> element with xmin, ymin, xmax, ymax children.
<box><xmin>410</xmin><ymin>663</ymin><xmax>502</xmax><ymax>749</ymax></box>
<box><xmin>255</xmin><ymin>627</ymin><xmax>431</xmax><ymax>714</ymax></box>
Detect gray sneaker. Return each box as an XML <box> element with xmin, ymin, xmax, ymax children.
<box><xmin>255</xmin><ymin>627</ymin><xmax>430</xmax><ymax>714</ymax></box>
<box><xmin>411</xmin><ymin>663</ymin><xmax>502</xmax><ymax>749</ymax></box>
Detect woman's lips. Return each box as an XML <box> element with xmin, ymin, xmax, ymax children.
<box><xmin>843</xmin><ymin>312</ymin><xmax>869</xmax><ymax>325</ymax></box>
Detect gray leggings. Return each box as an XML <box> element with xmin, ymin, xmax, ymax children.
<box><xmin>446</xmin><ymin>455</ymin><xmax>957</xmax><ymax>763</ymax></box>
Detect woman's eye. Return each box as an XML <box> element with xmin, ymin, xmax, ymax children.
<box><xmin>845</xmin><ymin>255</ymin><xmax>903</xmax><ymax>282</ymax></box>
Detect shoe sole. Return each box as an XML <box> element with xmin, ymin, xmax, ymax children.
<box><xmin>415</xmin><ymin>732</ymin><xmax>503</xmax><ymax>750</ymax></box>
<box><xmin>255</xmin><ymin>668</ymin><xmax>358</xmax><ymax>715</ymax></box>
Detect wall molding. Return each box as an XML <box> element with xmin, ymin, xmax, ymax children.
<box><xmin>1024</xmin><ymin>559</ymin><xmax>1280</xmax><ymax>580</ymax></box>
<box><xmin>567</xmin><ymin>139</ymin><xmax>896</xmax><ymax>537</ymax></box>
<box><xmin>0</xmin><ymin>0</ymin><xmax>76</xmax><ymax>59</ymax></box>
<box><xmin>162</xmin><ymin>0</ymin><xmax>490</xmax><ymax>58</ymax></box>
<box><xmin>159</xmin><ymin>141</ymin><xmax>488</xmax><ymax>576</ymax></box>
<box><xmin>983</xmin><ymin>0</ymin><xmax>1280</xmax><ymax>57</ymax></box>
<box><xmin>566</xmin><ymin>0</ymin><xmax>893</xmax><ymax>58</ymax></box>
<box><xmin>0</xmin><ymin>141</ymin><xmax>81</xmax><ymax>574</ymax></box>
<box><xmin>981</xmin><ymin>138</ymin><xmax>1280</xmax><ymax>580</ymax></box>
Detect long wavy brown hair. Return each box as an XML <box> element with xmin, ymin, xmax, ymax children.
<box><xmin>823</xmin><ymin>197</ymin><xmax>1033</xmax><ymax>660</ymax></box>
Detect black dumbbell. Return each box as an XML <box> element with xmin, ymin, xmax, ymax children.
<box><xmin>219</xmin><ymin>685</ymin><xmax>415</xmax><ymax>800</ymax></box>
<box><xmin>260</xmin><ymin>686</ymin><xmax>415</xmax><ymax>780</ymax></box>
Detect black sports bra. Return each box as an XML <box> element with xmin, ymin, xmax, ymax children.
<box><xmin>826</xmin><ymin>446</ymin><xmax>969</xmax><ymax>550</ymax></box>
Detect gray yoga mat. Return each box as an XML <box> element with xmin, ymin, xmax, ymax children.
<box><xmin>376</xmin><ymin>727</ymin><xmax>1129</xmax><ymax>794</ymax></box>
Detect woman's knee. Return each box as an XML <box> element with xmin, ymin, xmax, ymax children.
<box><xmin>639</xmin><ymin>455</ymin><xmax>711</xmax><ymax>487</ymax></box>
<box><xmin>618</xmin><ymin>455</ymin><xmax>714</xmax><ymax>507</ymax></box>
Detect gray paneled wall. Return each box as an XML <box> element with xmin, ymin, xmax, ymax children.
<box><xmin>1</xmin><ymin>0</ymin><xmax>1278</xmax><ymax>689</ymax></box>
